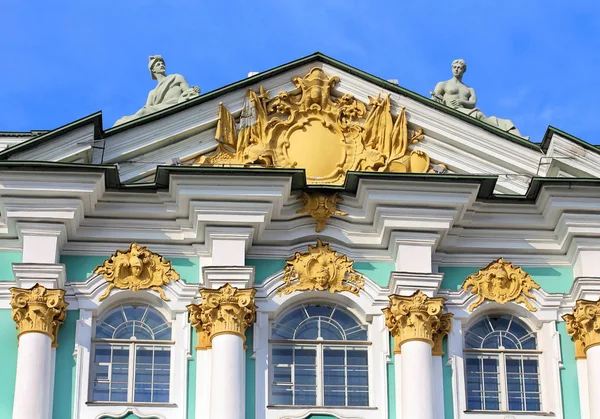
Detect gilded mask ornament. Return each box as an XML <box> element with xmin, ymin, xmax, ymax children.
<box><xmin>195</xmin><ymin>68</ymin><xmax>439</xmax><ymax>185</ymax></box>
<box><xmin>296</xmin><ymin>192</ymin><xmax>347</xmax><ymax>232</ymax></box>
<box><xmin>94</xmin><ymin>243</ymin><xmax>180</xmax><ymax>301</ymax></box>
<box><xmin>462</xmin><ymin>258</ymin><xmax>540</xmax><ymax>312</ymax></box>
<box><xmin>277</xmin><ymin>239</ymin><xmax>364</xmax><ymax>296</ymax></box>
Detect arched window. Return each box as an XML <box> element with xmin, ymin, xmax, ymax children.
<box><xmin>464</xmin><ymin>315</ymin><xmax>541</xmax><ymax>412</ymax></box>
<box><xmin>91</xmin><ymin>305</ymin><xmax>172</xmax><ymax>403</ymax></box>
<box><xmin>270</xmin><ymin>303</ymin><xmax>369</xmax><ymax>407</ymax></box>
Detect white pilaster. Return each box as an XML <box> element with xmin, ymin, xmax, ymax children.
<box><xmin>577</xmin><ymin>359</ymin><xmax>590</xmax><ymax>419</ymax></box>
<box><xmin>432</xmin><ymin>355</ymin><xmax>445</xmax><ymax>418</ymax></box>
<box><xmin>12</xmin><ymin>333</ymin><xmax>53</xmax><ymax>419</ymax></box>
<box><xmin>196</xmin><ymin>349</ymin><xmax>212</xmax><ymax>419</ymax></box>
<box><xmin>206</xmin><ymin>227</ymin><xmax>253</xmax><ymax>267</ymax></box>
<box><xmin>400</xmin><ymin>340</ymin><xmax>434</xmax><ymax>419</ymax></box>
<box><xmin>587</xmin><ymin>345</ymin><xmax>600</xmax><ymax>419</ymax></box>
<box><xmin>210</xmin><ymin>334</ymin><xmax>246</xmax><ymax>419</ymax></box>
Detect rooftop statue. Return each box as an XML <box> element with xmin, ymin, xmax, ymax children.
<box><xmin>431</xmin><ymin>59</ymin><xmax>526</xmax><ymax>138</ymax></box>
<box><xmin>114</xmin><ymin>55</ymin><xmax>200</xmax><ymax>126</ymax></box>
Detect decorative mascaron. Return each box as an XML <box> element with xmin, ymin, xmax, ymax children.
<box><xmin>462</xmin><ymin>258</ymin><xmax>540</xmax><ymax>312</ymax></box>
<box><xmin>562</xmin><ymin>298</ymin><xmax>600</xmax><ymax>359</ymax></box>
<box><xmin>277</xmin><ymin>239</ymin><xmax>365</xmax><ymax>296</ymax></box>
<box><xmin>195</xmin><ymin>68</ymin><xmax>437</xmax><ymax>185</ymax></box>
<box><xmin>94</xmin><ymin>243</ymin><xmax>181</xmax><ymax>301</ymax></box>
<box><xmin>296</xmin><ymin>192</ymin><xmax>347</xmax><ymax>232</ymax></box>
<box><xmin>9</xmin><ymin>283</ymin><xmax>68</xmax><ymax>345</ymax></box>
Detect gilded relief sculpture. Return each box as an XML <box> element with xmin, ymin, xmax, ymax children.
<box><xmin>296</xmin><ymin>192</ymin><xmax>347</xmax><ymax>232</ymax></box>
<box><xmin>94</xmin><ymin>243</ymin><xmax>181</xmax><ymax>301</ymax></box>
<box><xmin>462</xmin><ymin>258</ymin><xmax>540</xmax><ymax>312</ymax></box>
<box><xmin>277</xmin><ymin>239</ymin><xmax>365</xmax><ymax>296</ymax></box>
<box><xmin>195</xmin><ymin>68</ymin><xmax>437</xmax><ymax>185</ymax></box>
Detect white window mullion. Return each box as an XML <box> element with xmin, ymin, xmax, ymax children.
<box><xmin>316</xmin><ymin>344</ymin><xmax>323</xmax><ymax>406</ymax></box>
<box><xmin>128</xmin><ymin>342</ymin><xmax>136</xmax><ymax>402</ymax></box>
<box><xmin>499</xmin><ymin>352</ymin><xmax>508</xmax><ymax>411</ymax></box>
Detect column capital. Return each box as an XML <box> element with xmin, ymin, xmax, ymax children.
<box><xmin>383</xmin><ymin>290</ymin><xmax>449</xmax><ymax>348</ymax></box>
<box><xmin>10</xmin><ymin>283</ymin><xmax>68</xmax><ymax>346</ymax></box>
<box><xmin>562</xmin><ymin>298</ymin><xmax>600</xmax><ymax>359</ymax></box>
<box><xmin>187</xmin><ymin>283</ymin><xmax>257</xmax><ymax>347</ymax></box>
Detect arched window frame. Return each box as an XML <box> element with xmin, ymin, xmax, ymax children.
<box><xmin>442</xmin><ymin>297</ymin><xmax>565</xmax><ymax>419</ymax></box>
<box><xmin>71</xmin><ymin>275</ymin><xmax>194</xmax><ymax>419</ymax></box>
<box><xmin>269</xmin><ymin>302</ymin><xmax>370</xmax><ymax>407</ymax></box>
<box><xmin>253</xmin><ymin>275</ymin><xmax>391</xmax><ymax>419</ymax></box>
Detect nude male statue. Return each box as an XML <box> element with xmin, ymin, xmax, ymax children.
<box><xmin>431</xmin><ymin>59</ymin><xmax>525</xmax><ymax>138</ymax></box>
<box><xmin>114</xmin><ymin>55</ymin><xmax>200</xmax><ymax>126</ymax></box>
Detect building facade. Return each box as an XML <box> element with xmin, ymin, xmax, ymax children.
<box><xmin>1</xmin><ymin>53</ymin><xmax>599</xmax><ymax>419</ymax></box>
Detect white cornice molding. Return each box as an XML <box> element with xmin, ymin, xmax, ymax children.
<box><xmin>12</xmin><ymin>262</ymin><xmax>66</xmax><ymax>289</ymax></box>
<box><xmin>202</xmin><ymin>266</ymin><xmax>255</xmax><ymax>288</ymax></box>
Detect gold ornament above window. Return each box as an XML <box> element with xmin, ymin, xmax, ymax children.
<box><xmin>277</xmin><ymin>239</ymin><xmax>364</xmax><ymax>296</ymax></box>
<box><xmin>94</xmin><ymin>243</ymin><xmax>180</xmax><ymax>301</ymax></box>
<box><xmin>462</xmin><ymin>258</ymin><xmax>540</xmax><ymax>312</ymax></box>
<box><xmin>194</xmin><ymin>68</ymin><xmax>439</xmax><ymax>185</ymax></box>
<box><xmin>296</xmin><ymin>192</ymin><xmax>347</xmax><ymax>232</ymax></box>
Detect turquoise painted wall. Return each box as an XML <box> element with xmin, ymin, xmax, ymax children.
<box><xmin>53</xmin><ymin>310</ymin><xmax>79</xmax><ymax>419</ymax></box>
<box><xmin>0</xmin><ymin>252</ymin><xmax>22</xmax><ymax>280</ymax></box>
<box><xmin>247</xmin><ymin>259</ymin><xmax>285</xmax><ymax>284</ymax></box>
<box><xmin>442</xmin><ymin>338</ymin><xmax>454</xmax><ymax>419</ymax></box>
<box><xmin>0</xmin><ymin>310</ymin><xmax>17</xmax><ymax>417</ymax></box>
<box><xmin>557</xmin><ymin>322</ymin><xmax>581</xmax><ymax>418</ymax></box>
<box><xmin>187</xmin><ymin>330</ymin><xmax>197</xmax><ymax>419</ymax></box>
<box><xmin>246</xmin><ymin>326</ymin><xmax>256</xmax><ymax>419</ymax></box>
<box><xmin>60</xmin><ymin>255</ymin><xmax>200</xmax><ymax>283</ymax></box>
<box><xmin>438</xmin><ymin>266</ymin><xmax>574</xmax><ymax>293</ymax></box>
<box><xmin>387</xmin><ymin>335</ymin><xmax>396</xmax><ymax>419</ymax></box>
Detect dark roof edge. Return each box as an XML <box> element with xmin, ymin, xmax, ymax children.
<box><xmin>0</xmin><ymin>112</ymin><xmax>103</xmax><ymax>159</ymax></box>
<box><xmin>0</xmin><ymin>161</ymin><xmax>119</xmax><ymax>187</ymax></box>
<box><xmin>541</xmin><ymin>126</ymin><xmax>600</xmax><ymax>154</ymax></box>
<box><xmin>1</xmin><ymin>163</ymin><xmax>600</xmax><ymax>203</ymax></box>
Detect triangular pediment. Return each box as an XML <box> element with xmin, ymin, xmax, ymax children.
<box><xmin>3</xmin><ymin>53</ymin><xmax>599</xmax><ymax>195</ymax></box>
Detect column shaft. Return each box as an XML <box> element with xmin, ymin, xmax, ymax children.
<box><xmin>400</xmin><ymin>341</ymin><xmax>434</xmax><ymax>419</ymax></box>
<box><xmin>587</xmin><ymin>345</ymin><xmax>600</xmax><ymax>418</ymax></box>
<box><xmin>210</xmin><ymin>334</ymin><xmax>245</xmax><ymax>419</ymax></box>
<box><xmin>13</xmin><ymin>333</ymin><xmax>53</xmax><ymax>419</ymax></box>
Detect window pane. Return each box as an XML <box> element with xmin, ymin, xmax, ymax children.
<box><xmin>320</xmin><ymin>320</ymin><xmax>344</xmax><ymax>340</ymax></box>
<box><xmin>295</xmin><ymin>319</ymin><xmax>319</xmax><ymax>340</ymax></box>
<box><xmin>134</xmin><ymin>345</ymin><xmax>171</xmax><ymax>403</ymax></box>
<box><xmin>347</xmin><ymin>389</ymin><xmax>369</xmax><ymax>406</ymax></box>
<box><xmin>295</xmin><ymin>366</ymin><xmax>316</xmax><ymax>385</ymax></box>
<box><xmin>92</xmin><ymin>382</ymin><xmax>109</xmax><ymax>401</ymax></box>
<box><xmin>272</xmin><ymin>385</ymin><xmax>293</xmax><ymax>405</ymax></box>
<box><xmin>295</xmin><ymin>388</ymin><xmax>316</xmax><ymax>405</ymax></box>
<box><xmin>294</xmin><ymin>348</ymin><xmax>316</xmax><ymax>365</ymax></box>
<box><xmin>95</xmin><ymin>345</ymin><xmax>111</xmax><ymax>363</ymax></box>
<box><xmin>347</xmin><ymin>348</ymin><xmax>368</xmax><ymax>366</ymax></box>
<box><xmin>324</xmin><ymin>347</ymin><xmax>345</xmax><ymax>366</ymax></box>
<box><xmin>110</xmin><ymin>383</ymin><xmax>128</xmax><ymax>402</ymax></box>
<box><xmin>272</xmin><ymin>346</ymin><xmax>293</xmax><ymax>365</ymax></box>
<box><xmin>324</xmin><ymin>387</ymin><xmax>345</xmax><ymax>406</ymax></box>
<box><xmin>324</xmin><ymin>366</ymin><xmax>345</xmax><ymax>386</ymax></box>
<box><xmin>465</xmin><ymin>355</ymin><xmax>499</xmax><ymax>411</ymax></box>
<box><xmin>273</xmin><ymin>366</ymin><xmax>291</xmax><ymax>384</ymax></box>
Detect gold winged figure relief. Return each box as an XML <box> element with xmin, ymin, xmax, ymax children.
<box><xmin>195</xmin><ymin>68</ymin><xmax>442</xmax><ymax>185</ymax></box>
<box><xmin>94</xmin><ymin>243</ymin><xmax>181</xmax><ymax>301</ymax></box>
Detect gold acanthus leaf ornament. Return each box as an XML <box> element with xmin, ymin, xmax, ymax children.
<box><xmin>194</xmin><ymin>68</ymin><xmax>440</xmax><ymax>185</ymax></box>
<box><xmin>94</xmin><ymin>243</ymin><xmax>180</xmax><ymax>302</ymax></box>
<box><xmin>277</xmin><ymin>239</ymin><xmax>364</xmax><ymax>296</ymax></box>
<box><xmin>462</xmin><ymin>258</ymin><xmax>540</xmax><ymax>312</ymax></box>
<box><xmin>562</xmin><ymin>298</ymin><xmax>600</xmax><ymax>359</ymax></box>
<box><xmin>297</xmin><ymin>192</ymin><xmax>347</xmax><ymax>232</ymax></box>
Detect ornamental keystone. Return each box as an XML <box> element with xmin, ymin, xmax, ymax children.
<box><xmin>562</xmin><ymin>298</ymin><xmax>600</xmax><ymax>359</ymax></box>
<box><xmin>296</xmin><ymin>192</ymin><xmax>347</xmax><ymax>232</ymax></box>
<box><xmin>383</xmin><ymin>290</ymin><xmax>448</xmax><ymax>348</ymax></box>
<box><xmin>462</xmin><ymin>258</ymin><xmax>540</xmax><ymax>312</ymax></box>
<box><xmin>94</xmin><ymin>243</ymin><xmax>180</xmax><ymax>302</ymax></box>
<box><xmin>10</xmin><ymin>283</ymin><xmax>68</xmax><ymax>346</ymax></box>
<box><xmin>187</xmin><ymin>283</ymin><xmax>257</xmax><ymax>344</ymax></box>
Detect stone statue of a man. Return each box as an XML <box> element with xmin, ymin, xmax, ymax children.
<box><xmin>431</xmin><ymin>59</ymin><xmax>525</xmax><ymax>138</ymax></box>
<box><xmin>114</xmin><ymin>55</ymin><xmax>200</xmax><ymax>126</ymax></box>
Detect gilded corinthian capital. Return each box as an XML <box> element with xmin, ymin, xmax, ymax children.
<box><xmin>187</xmin><ymin>283</ymin><xmax>257</xmax><ymax>346</ymax></box>
<box><xmin>383</xmin><ymin>290</ymin><xmax>449</xmax><ymax>349</ymax></box>
<box><xmin>562</xmin><ymin>298</ymin><xmax>600</xmax><ymax>359</ymax></box>
<box><xmin>10</xmin><ymin>283</ymin><xmax>68</xmax><ymax>346</ymax></box>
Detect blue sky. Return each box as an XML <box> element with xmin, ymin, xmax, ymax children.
<box><xmin>2</xmin><ymin>1</ymin><xmax>600</xmax><ymax>144</ymax></box>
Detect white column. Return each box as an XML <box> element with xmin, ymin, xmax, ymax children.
<box><xmin>13</xmin><ymin>333</ymin><xmax>53</xmax><ymax>419</ymax></box>
<box><xmin>432</xmin><ymin>355</ymin><xmax>445</xmax><ymax>418</ymax></box>
<box><xmin>210</xmin><ymin>334</ymin><xmax>245</xmax><ymax>419</ymax></box>
<box><xmin>587</xmin><ymin>345</ymin><xmax>600</xmax><ymax>419</ymax></box>
<box><xmin>400</xmin><ymin>341</ymin><xmax>434</xmax><ymax>419</ymax></box>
